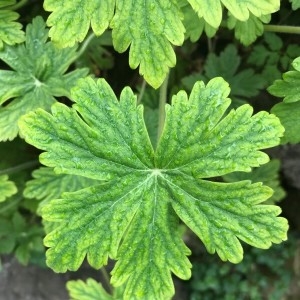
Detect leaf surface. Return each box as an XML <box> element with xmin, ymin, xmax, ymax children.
<box><xmin>223</xmin><ymin>160</ymin><xmax>286</xmax><ymax>204</ymax></box>
<box><xmin>0</xmin><ymin>16</ymin><xmax>88</xmax><ymax>141</ymax></box>
<box><xmin>0</xmin><ymin>1</ymin><xmax>25</xmax><ymax>49</ymax></box>
<box><xmin>19</xmin><ymin>77</ymin><xmax>288</xmax><ymax>300</ymax></box>
<box><xmin>67</xmin><ymin>278</ymin><xmax>115</xmax><ymax>300</ymax></box>
<box><xmin>187</xmin><ymin>0</ymin><xmax>279</xmax><ymax>28</ymax></box>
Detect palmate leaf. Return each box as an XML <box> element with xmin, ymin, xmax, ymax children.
<box><xmin>19</xmin><ymin>77</ymin><xmax>288</xmax><ymax>300</ymax></box>
<box><xmin>269</xmin><ymin>57</ymin><xmax>300</xmax><ymax>144</ymax></box>
<box><xmin>0</xmin><ymin>0</ymin><xmax>25</xmax><ymax>49</ymax></box>
<box><xmin>187</xmin><ymin>0</ymin><xmax>279</xmax><ymax>28</ymax></box>
<box><xmin>0</xmin><ymin>16</ymin><xmax>88</xmax><ymax>141</ymax></box>
<box><xmin>44</xmin><ymin>0</ymin><xmax>185</xmax><ymax>88</ymax></box>
<box><xmin>0</xmin><ymin>174</ymin><xmax>17</xmax><ymax>202</ymax></box>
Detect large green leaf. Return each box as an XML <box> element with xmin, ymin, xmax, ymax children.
<box><xmin>187</xmin><ymin>0</ymin><xmax>279</xmax><ymax>28</ymax></box>
<box><xmin>0</xmin><ymin>16</ymin><xmax>88</xmax><ymax>141</ymax></box>
<box><xmin>19</xmin><ymin>77</ymin><xmax>288</xmax><ymax>300</ymax></box>
<box><xmin>0</xmin><ymin>0</ymin><xmax>25</xmax><ymax>49</ymax></box>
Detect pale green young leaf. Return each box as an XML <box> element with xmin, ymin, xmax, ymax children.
<box><xmin>223</xmin><ymin>160</ymin><xmax>286</xmax><ymax>204</ymax></box>
<box><xmin>271</xmin><ymin>102</ymin><xmax>300</xmax><ymax>144</ymax></box>
<box><xmin>111</xmin><ymin>0</ymin><xmax>185</xmax><ymax>88</ymax></box>
<box><xmin>187</xmin><ymin>0</ymin><xmax>279</xmax><ymax>28</ymax></box>
<box><xmin>44</xmin><ymin>0</ymin><xmax>115</xmax><ymax>48</ymax></box>
<box><xmin>0</xmin><ymin>16</ymin><xmax>88</xmax><ymax>141</ymax></box>
<box><xmin>268</xmin><ymin>57</ymin><xmax>300</xmax><ymax>103</ymax></box>
<box><xmin>289</xmin><ymin>0</ymin><xmax>300</xmax><ymax>10</ymax></box>
<box><xmin>0</xmin><ymin>1</ymin><xmax>25</xmax><ymax>49</ymax></box>
<box><xmin>0</xmin><ymin>174</ymin><xmax>17</xmax><ymax>202</ymax></box>
<box><xmin>67</xmin><ymin>278</ymin><xmax>115</xmax><ymax>300</ymax></box>
<box><xmin>227</xmin><ymin>14</ymin><xmax>271</xmax><ymax>46</ymax></box>
<box><xmin>24</xmin><ymin>167</ymin><xmax>98</xmax><ymax>212</ymax></box>
<box><xmin>19</xmin><ymin>77</ymin><xmax>287</xmax><ymax>300</ymax></box>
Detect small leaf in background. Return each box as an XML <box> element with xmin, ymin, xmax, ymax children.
<box><xmin>223</xmin><ymin>160</ymin><xmax>286</xmax><ymax>204</ymax></box>
<box><xmin>0</xmin><ymin>16</ymin><xmax>88</xmax><ymax>141</ymax></box>
<box><xmin>19</xmin><ymin>77</ymin><xmax>287</xmax><ymax>299</ymax></box>
<box><xmin>182</xmin><ymin>44</ymin><xmax>264</xmax><ymax>107</ymax></box>
<box><xmin>289</xmin><ymin>0</ymin><xmax>300</xmax><ymax>10</ymax></box>
<box><xmin>67</xmin><ymin>278</ymin><xmax>119</xmax><ymax>300</ymax></box>
<box><xmin>247</xmin><ymin>33</ymin><xmax>300</xmax><ymax>85</ymax></box>
<box><xmin>0</xmin><ymin>0</ymin><xmax>25</xmax><ymax>49</ymax></box>
<box><xmin>269</xmin><ymin>57</ymin><xmax>300</xmax><ymax>144</ymax></box>
<box><xmin>187</xmin><ymin>0</ymin><xmax>279</xmax><ymax>28</ymax></box>
<box><xmin>24</xmin><ymin>167</ymin><xmax>99</xmax><ymax>213</ymax></box>
<box><xmin>0</xmin><ymin>174</ymin><xmax>17</xmax><ymax>202</ymax></box>
<box><xmin>227</xmin><ymin>14</ymin><xmax>271</xmax><ymax>46</ymax></box>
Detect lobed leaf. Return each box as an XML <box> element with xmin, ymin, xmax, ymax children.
<box><xmin>24</xmin><ymin>167</ymin><xmax>98</xmax><ymax>212</ymax></box>
<box><xmin>227</xmin><ymin>14</ymin><xmax>271</xmax><ymax>46</ymax></box>
<box><xmin>44</xmin><ymin>0</ymin><xmax>115</xmax><ymax>48</ymax></box>
<box><xmin>111</xmin><ymin>0</ymin><xmax>185</xmax><ymax>88</ymax></box>
<box><xmin>187</xmin><ymin>0</ymin><xmax>279</xmax><ymax>28</ymax></box>
<box><xmin>0</xmin><ymin>174</ymin><xmax>17</xmax><ymax>202</ymax></box>
<box><xmin>67</xmin><ymin>278</ymin><xmax>115</xmax><ymax>300</ymax></box>
<box><xmin>0</xmin><ymin>16</ymin><xmax>88</xmax><ymax>141</ymax></box>
<box><xmin>271</xmin><ymin>101</ymin><xmax>300</xmax><ymax>144</ymax></box>
<box><xmin>268</xmin><ymin>57</ymin><xmax>300</xmax><ymax>103</ymax></box>
<box><xmin>19</xmin><ymin>77</ymin><xmax>287</xmax><ymax>300</ymax></box>
<box><xmin>0</xmin><ymin>1</ymin><xmax>25</xmax><ymax>49</ymax></box>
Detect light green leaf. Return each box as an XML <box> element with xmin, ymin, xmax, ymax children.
<box><xmin>0</xmin><ymin>1</ymin><xmax>25</xmax><ymax>49</ymax></box>
<box><xmin>19</xmin><ymin>77</ymin><xmax>287</xmax><ymax>300</ymax></box>
<box><xmin>24</xmin><ymin>167</ymin><xmax>99</xmax><ymax>212</ymax></box>
<box><xmin>268</xmin><ymin>57</ymin><xmax>300</xmax><ymax>103</ymax></box>
<box><xmin>0</xmin><ymin>174</ymin><xmax>17</xmax><ymax>202</ymax></box>
<box><xmin>67</xmin><ymin>278</ymin><xmax>115</xmax><ymax>300</ymax></box>
<box><xmin>223</xmin><ymin>160</ymin><xmax>286</xmax><ymax>204</ymax></box>
<box><xmin>187</xmin><ymin>0</ymin><xmax>279</xmax><ymax>28</ymax></box>
<box><xmin>179</xmin><ymin>0</ymin><xmax>217</xmax><ymax>42</ymax></box>
<box><xmin>227</xmin><ymin>14</ymin><xmax>271</xmax><ymax>46</ymax></box>
<box><xmin>0</xmin><ymin>16</ymin><xmax>88</xmax><ymax>141</ymax></box>
<box><xmin>271</xmin><ymin>101</ymin><xmax>300</xmax><ymax>144</ymax></box>
<box><xmin>289</xmin><ymin>0</ymin><xmax>300</xmax><ymax>10</ymax></box>
<box><xmin>111</xmin><ymin>1</ymin><xmax>185</xmax><ymax>88</ymax></box>
<box><xmin>44</xmin><ymin>0</ymin><xmax>115</xmax><ymax>48</ymax></box>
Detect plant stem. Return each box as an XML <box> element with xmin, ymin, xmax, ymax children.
<box><xmin>264</xmin><ymin>25</ymin><xmax>300</xmax><ymax>34</ymax></box>
<box><xmin>100</xmin><ymin>267</ymin><xmax>113</xmax><ymax>294</ymax></box>
<box><xmin>8</xmin><ymin>0</ymin><xmax>28</xmax><ymax>10</ymax></box>
<box><xmin>75</xmin><ymin>33</ymin><xmax>96</xmax><ymax>60</ymax></box>
<box><xmin>157</xmin><ymin>73</ymin><xmax>169</xmax><ymax>144</ymax></box>
<box><xmin>0</xmin><ymin>160</ymin><xmax>39</xmax><ymax>176</ymax></box>
<box><xmin>137</xmin><ymin>80</ymin><xmax>147</xmax><ymax>105</ymax></box>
